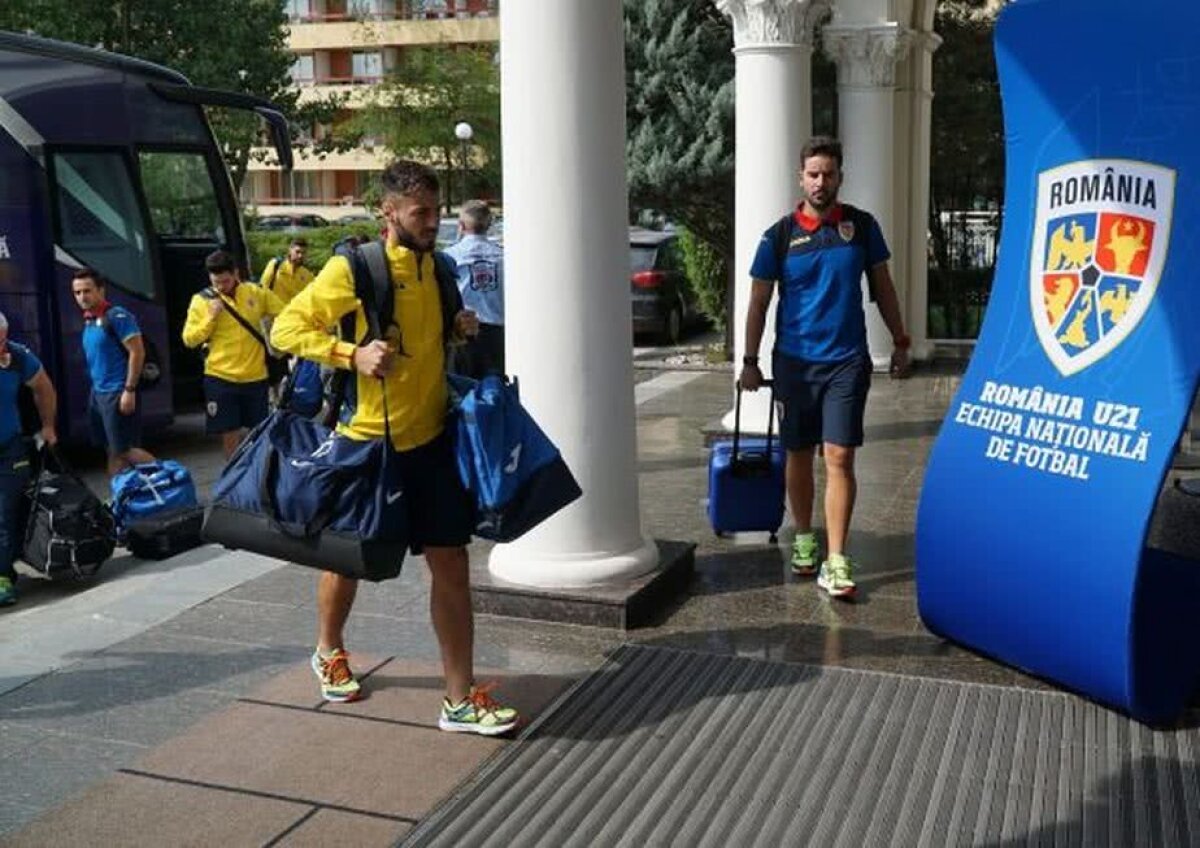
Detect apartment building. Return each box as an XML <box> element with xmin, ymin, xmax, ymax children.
<box><xmin>242</xmin><ymin>0</ymin><xmax>499</xmax><ymax>219</ymax></box>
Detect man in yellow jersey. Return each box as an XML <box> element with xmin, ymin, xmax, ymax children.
<box><xmin>182</xmin><ymin>250</ymin><xmax>285</xmax><ymax>459</ymax></box>
<box><xmin>259</xmin><ymin>237</ymin><xmax>313</xmax><ymax>304</ymax></box>
<box><xmin>271</xmin><ymin>160</ymin><xmax>518</xmax><ymax>736</ymax></box>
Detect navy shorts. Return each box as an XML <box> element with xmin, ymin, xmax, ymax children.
<box><xmin>389</xmin><ymin>429</ymin><xmax>475</xmax><ymax>555</ymax></box>
<box><xmin>89</xmin><ymin>391</ymin><xmax>143</xmax><ymax>454</ymax></box>
<box><xmin>773</xmin><ymin>351</ymin><xmax>872</xmax><ymax>449</ymax></box>
<box><xmin>204</xmin><ymin>377</ymin><xmax>269</xmax><ymax>435</ymax></box>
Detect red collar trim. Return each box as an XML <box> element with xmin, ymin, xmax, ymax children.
<box><xmin>793</xmin><ymin>204</ymin><xmax>844</xmax><ymax>233</ymax></box>
<box><xmin>83</xmin><ymin>300</ymin><xmax>112</xmax><ymax>321</ymax></box>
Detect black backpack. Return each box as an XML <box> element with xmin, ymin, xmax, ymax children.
<box><xmin>23</xmin><ymin>449</ymin><xmax>115</xmax><ymax>580</ymax></box>
<box><xmin>323</xmin><ymin>239</ymin><xmax>462</xmax><ymax>425</ymax></box>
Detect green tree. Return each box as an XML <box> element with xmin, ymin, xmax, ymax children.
<box><xmin>624</xmin><ymin>0</ymin><xmax>734</xmax><ymax>266</ymax></box>
<box><xmin>928</xmin><ymin>0</ymin><xmax>1007</xmax><ymax>338</ymax></box>
<box><xmin>352</xmin><ymin>43</ymin><xmax>500</xmax><ymax>210</ymax></box>
<box><xmin>0</xmin><ymin>1</ymin><xmax>346</xmax><ymax>194</ymax></box>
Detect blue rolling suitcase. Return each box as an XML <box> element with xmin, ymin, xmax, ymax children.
<box><xmin>707</xmin><ymin>381</ymin><xmax>785</xmax><ymax>542</ymax></box>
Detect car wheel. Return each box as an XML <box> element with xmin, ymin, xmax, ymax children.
<box><xmin>660</xmin><ymin>304</ymin><xmax>683</xmax><ymax>346</ymax></box>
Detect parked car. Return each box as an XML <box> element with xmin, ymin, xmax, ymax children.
<box><xmin>437</xmin><ymin>216</ymin><xmax>460</xmax><ymax>246</ymax></box>
<box><xmin>629</xmin><ymin>228</ymin><xmax>700</xmax><ymax>345</ymax></box>
<box><xmin>336</xmin><ymin>212</ymin><xmax>378</xmax><ymax>225</ymax></box>
<box><xmin>251</xmin><ymin>213</ymin><xmax>331</xmax><ymax>232</ymax></box>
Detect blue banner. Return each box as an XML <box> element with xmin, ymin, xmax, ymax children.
<box><xmin>916</xmin><ymin>0</ymin><xmax>1200</xmax><ymax>722</ymax></box>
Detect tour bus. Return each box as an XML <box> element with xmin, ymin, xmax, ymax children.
<box><xmin>0</xmin><ymin>31</ymin><xmax>292</xmax><ymax>440</ymax></box>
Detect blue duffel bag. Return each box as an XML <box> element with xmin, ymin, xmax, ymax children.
<box><xmin>201</xmin><ymin>409</ymin><xmax>408</xmax><ymax>581</ymax></box>
<box><xmin>110</xmin><ymin>460</ymin><xmax>198</xmax><ymax>537</ymax></box>
<box><xmin>450</xmin><ymin>374</ymin><xmax>582</xmax><ymax>542</ymax></box>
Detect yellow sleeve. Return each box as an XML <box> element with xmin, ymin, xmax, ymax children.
<box><xmin>181</xmin><ymin>294</ymin><xmax>216</xmax><ymax>348</ymax></box>
<box><xmin>269</xmin><ymin>255</ymin><xmax>360</xmax><ymax>369</ymax></box>
<box><xmin>263</xmin><ymin>287</ymin><xmax>287</xmax><ymax>317</ymax></box>
<box><xmin>261</xmin><ymin>258</ymin><xmax>278</xmax><ymax>290</ymax></box>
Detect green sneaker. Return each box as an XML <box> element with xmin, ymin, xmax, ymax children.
<box><xmin>439</xmin><ymin>684</ymin><xmax>519</xmax><ymax>736</ymax></box>
<box><xmin>0</xmin><ymin>576</ymin><xmax>15</xmax><ymax>607</ymax></box>
<box><xmin>791</xmin><ymin>532</ymin><xmax>819</xmax><ymax>575</ymax></box>
<box><xmin>817</xmin><ymin>553</ymin><xmax>857</xmax><ymax>599</ymax></box>
<box><xmin>310</xmin><ymin>648</ymin><xmax>362</xmax><ymax>703</ymax></box>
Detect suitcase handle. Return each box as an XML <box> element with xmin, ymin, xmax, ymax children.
<box><xmin>732</xmin><ymin>379</ymin><xmax>777</xmax><ymax>468</ymax></box>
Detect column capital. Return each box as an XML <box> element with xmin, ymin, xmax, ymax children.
<box><xmin>823</xmin><ymin>23</ymin><xmax>916</xmax><ymax>88</ymax></box>
<box><xmin>715</xmin><ymin>0</ymin><xmax>832</xmax><ymax>49</ymax></box>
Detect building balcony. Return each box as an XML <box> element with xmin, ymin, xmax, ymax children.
<box><xmin>287</xmin><ymin>15</ymin><xmax>498</xmax><ymax>51</ymax></box>
<box><xmin>246</xmin><ymin>145</ymin><xmax>393</xmax><ymax>171</ymax></box>
<box><xmin>293</xmin><ymin>79</ymin><xmax>384</xmax><ymax>107</ymax></box>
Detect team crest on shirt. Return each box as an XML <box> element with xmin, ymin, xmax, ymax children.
<box><xmin>838</xmin><ymin>221</ymin><xmax>855</xmax><ymax>242</ymax></box>
<box><xmin>207</xmin><ymin>401</ymin><xmax>218</xmax><ymax>417</ymax></box>
<box><xmin>1030</xmin><ymin>159</ymin><xmax>1175</xmax><ymax>376</ymax></box>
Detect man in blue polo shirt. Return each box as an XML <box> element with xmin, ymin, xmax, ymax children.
<box><xmin>739</xmin><ymin>136</ymin><xmax>911</xmax><ymax>599</ymax></box>
<box><xmin>71</xmin><ymin>268</ymin><xmax>157</xmax><ymax>477</ymax></box>
<box><xmin>0</xmin><ymin>310</ymin><xmax>58</xmax><ymax>606</ymax></box>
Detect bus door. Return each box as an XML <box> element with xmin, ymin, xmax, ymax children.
<box><xmin>45</xmin><ymin>146</ymin><xmax>171</xmax><ymax>439</ymax></box>
<box><xmin>135</xmin><ymin>148</ymin><xmax>239</xmax><ymax>409</ymax></box>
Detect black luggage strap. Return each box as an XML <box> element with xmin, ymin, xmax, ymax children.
<box><xmin>732</xmin><ymin>379</ymin><xmax>777</xmax><ymax>475</ymax></box>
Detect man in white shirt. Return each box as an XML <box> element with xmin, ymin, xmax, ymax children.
<box><xmin>445</xmin><ymin>200</ymin><xmax>505</xmax><ymax>378</ymax></box>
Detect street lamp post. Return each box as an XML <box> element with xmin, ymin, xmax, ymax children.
<box><xmin>454</xmin><ymin>120</ymin><xmax>473</xmax><ymax>209</ymax></box>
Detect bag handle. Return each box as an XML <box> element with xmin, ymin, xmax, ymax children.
<box><xmin>732</xmin><ymin>379</ymin><xmax>776</xmax><ymax>465</ymax></box>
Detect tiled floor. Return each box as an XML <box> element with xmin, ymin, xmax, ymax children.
<box><xmin>3</xmin><ymin>363</ymin><xmax>1197</xmax><ymax>842</ymax></box>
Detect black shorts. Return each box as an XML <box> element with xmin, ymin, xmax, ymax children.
<box><xmin>773</xmin><ymin>351</ymin><xmax>872</xmax><ymax>449</ymax></box>
<box><xmin>388</xmin><ymin>429</ymin><xmax>475</xmax><ymax>555</ymax></box>
<box><xmin>204</xmin><ymin>376</ymin><xmax>269</xmax><ymax>435</ymax></box>
<box><xmin>89</xmin><ymin>390</ymin><xmax>143</xmax><ymax>454</ymax></box>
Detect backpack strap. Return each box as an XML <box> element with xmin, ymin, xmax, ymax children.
<box><xmin>325</xmin><ymin>239</ymin><xmax>394</xmax><ymax>426</ymax></box>
<box><xmin>771</xmin><ymin>213</ymin><xmax>793</xmax><ymax>273</ymax></box>
<box><xmin>432</xmin><ymin>250</ymin><xmax>464</xmax><ymax>343</ymax></box>
<box><xmin>262</xmin><ymin>256</ymin><xmax>284</xmax><ymax>292</ymax></box>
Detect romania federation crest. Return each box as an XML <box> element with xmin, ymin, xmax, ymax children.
<box><xmin>1030</xmin><ymin>160</ymin><xmax>1175</xmax><ymax>376</ymax></box>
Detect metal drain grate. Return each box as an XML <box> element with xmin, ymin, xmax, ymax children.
<box><xmin>402</xmin><ymin>645</ymin><xmax>1200</xmax><ymax>847</ymax></box>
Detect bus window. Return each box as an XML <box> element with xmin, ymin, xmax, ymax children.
<box><xmin>139</xmin><ymin>151</ymin><xmax>225</xmax><ymax>242</ymax></box>
<box><xmin>50</xmin><ymin>150</ymin><xmax>155</xmax><ymax>298</ymax></box>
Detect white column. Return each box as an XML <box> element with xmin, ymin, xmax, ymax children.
<box><xmin>904</xmin><ymin>31</ymin><xmax>941</xmax><ymax>361</ymax></box>
<box><xmin>717</xmin><ymin>0</ymin><xmax>831</xmax><ymax>433</ymax></box>
<box><xmin>823</xmin><ymin>23</ymin><xmax>914</xmax><ymax>370</ymax></box>
<box><xmin>488</xmin><ymin>0</ymin><xmax>657</xmax><ymax>588</ymax></box>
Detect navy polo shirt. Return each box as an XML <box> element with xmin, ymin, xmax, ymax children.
<box><xmin>749</xmin><ymin>203</ymin><xmax>890</xmax><ymax>362</ymax></box>
<box><xmin>82</xmin><ymin>305</ymin><xmax>141</xmax><ymax>394</ymax></box>
<box><xmin>0</xmin><ymin>342</ymin><xmax>42</xmax><ymax>443</ymax></box>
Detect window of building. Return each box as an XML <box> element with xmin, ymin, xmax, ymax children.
<box><xmin>284</xmin><ymin>0</ymin><xmax>313</xmax><ymax>21</ymax></box>
<box><xmin>291</xmin><ymin>54</ymin><xmax>315</xmax><ymax>84</ymax></box>
<box><xmin>287</xmin><ymin>171</ymin><xmax>323</xmax><ymax>201</ymax></box>
<box><xmin>351</xmin><ymin>51</ymin><xmax>383</xmax><ymax>82</ymax></box>
<box><xmin>349</xmin><ymin>0</ymin><xmax>393</xmax><ymax>19</ymax></box>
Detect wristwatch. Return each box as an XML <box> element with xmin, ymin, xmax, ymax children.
<box><xmin>124</xmin><ymin>385</ymin><xmax>138</xmax><ymax>392</ymax></box>
<box><xmin>742</xmin><ymin>355</ymin><xmax>760</xmax><ymax>366</ymax></box>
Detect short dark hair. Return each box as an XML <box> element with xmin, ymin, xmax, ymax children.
<box><xmin>289</xmin><ymin>236</ymin><xmax>308</xmax><ymax>248</ymax></box>
<box><xmin>205</xmin><ymin>250</ymin><xmax>236</xmax><ymax>274</ymax></box>
<box><xmin>381</xmin><ymin>159</ymin><xmax>440</xmax><ymax>199</ymax></box>
<box><xmin>72</xmin><ymin>266</ymin><xmax>104</xmax><ymax>287</ymax></box>
<box><xmin>800</xmin><ymin>136</ymin><xmax>843</xmax><ymax>169</ymax></box>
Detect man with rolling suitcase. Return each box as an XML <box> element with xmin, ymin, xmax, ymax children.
<box><xmin>0</xmin><ymin>311</ymin><xmax>57</xmax><ymax>606</ymax></box>
<box><xmin>272</xmin><ymin>160</ymin><xmax>519</xmax><ymax>735</ymax></box>
<box><xmin>739</xmin><ymin>137</ymin><xmax>911</xmax><ymax>599</ymax></box>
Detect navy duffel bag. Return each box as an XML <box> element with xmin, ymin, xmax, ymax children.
<box><xmin>202</xmin><ymin>410</ymin><xmax>408</xmax><ymax>581</ymax></box>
